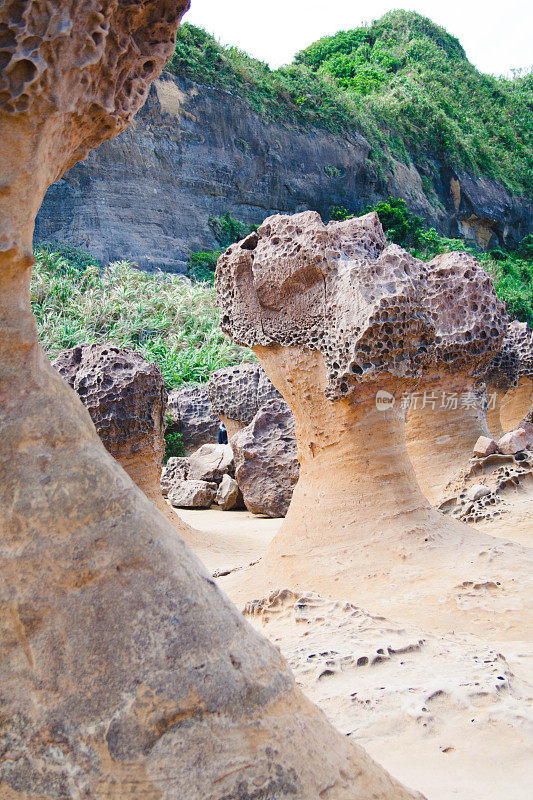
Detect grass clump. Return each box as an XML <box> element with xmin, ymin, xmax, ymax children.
<box><xmin>186</xmin><ymin>212</ymin><xmax>257</xmax><ymax>283</ymax></box>
<box><xmin>32</xmin><ymin>244</ymin><xmax>254</xmax><ymax>390</ymax></box>
<box><xmin>166</xmin><ymin>12</ymin><xmax>532</xmax><ymax>195</ymax></box>
<box><xmin>164</xmin><ymin>419</ymin><xmax>185</xmax><ymax>463</ymax></box>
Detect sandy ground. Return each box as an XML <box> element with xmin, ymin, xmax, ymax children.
<box><xmin>175</xmin><ymin>507</ymin><xmax>279</xmax><ymax>575</ymax></box>
<box><xmin>173</xmin><ymin>505</ymin><xmax>533</xmax><ymax>800</ymax></box>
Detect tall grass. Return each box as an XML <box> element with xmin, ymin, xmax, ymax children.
<box><xmin>31</xmin><ymin>245</ymin><xmax>254</xmax><ymax>389</ymax></box>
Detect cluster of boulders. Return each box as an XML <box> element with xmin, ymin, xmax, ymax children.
<box><xmin>50</xmin><ymin>340</ymin><xmax>296</xmax><ymax>517</ymax></box>
<box><xmin>161</xmin><ymin>443</ymin><xmax>243</xmax><ymax>510</ymax></box>
<box><xmin>161</xmin><ymin>364</ymin><xmax>298</xmax><ymax>516</ymax></box>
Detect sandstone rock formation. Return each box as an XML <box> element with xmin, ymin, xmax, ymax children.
<box><xmin>34</xmin><ymin>71</ymin><xmax>533</xmax><ymax>273</ymax></box>
<box><xmin>485</xmin><ymin>321</ymin><xmax>533</xmax><ymax>437</ymax></box>
<box><xmin>404</xmin><ymin>251</ymin><xmax>506</xmax><ymax>504</ymax></box>
<box><xmin>232</xmin><ymin>397</ymin><xmax>299</xmax><ymax>517</ymax></box>
<box><xmin>168</xmin><ymin>478</ymin><xmax>217</xmax><ymax>508</ymax></box>
<box><xmin>188</xmin><ymin>442</ymin><xmax>234</xmax><ymax>483</ymax></box>
<box><xmin>216</xmin><ymin>473</ymin><xmax>243</xmax><ymax>510</ymax></box>
<box><xmin>54</xmin><ymin>343</ymin><xmax>168</xmax><ymax>512</ymax></box>
<box><xmin>166</xmin><ymin>383</ymin><xmax>219</xmax><ymax>454</ymax></box>
<box><xmin>160</xmin><ymin>455</ymin><xmax>190</xmax><ymax>496</ymax></box>
<box><xmin>208</xmin><ymin>361</ymin><xmax>280</xmax><ymax>438</ymax></box>
<box><xmin>0</xmin><ymin>4</ymin><xmax>421</xmax><ymax>798</ymax></box>
<box><xmin>216</xmin><ymin>210</ymin><xmax>532</xmax><ymax>636</ymax></box>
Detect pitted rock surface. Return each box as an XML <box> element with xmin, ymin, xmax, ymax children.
<box><xmin>54</xmin><ymin>343</ymin><xmax>167</xmax><ymax>465</ymax></box>
<box><xmin>0</xmin><ymin>0</ymin><xmax>190</xmax><ymax>183</ymax></box>
<box><xmin>232</xmin><ymin>398</ymin><xmax>299</xmax><ymax>517</ymax></box>
<box><xmin>208</xmin><ymin>362</ymin><xmax>280</xmax><ymax>425</ymax></box>
<box><xmin>160</xmin><ymin>456</ymin><xmax>190</xmax><ymax>497</ymax></box>
<box><xmin>485</xmin><ymin>321</ymin><xmax>533</xmax><ymax>390</ymax></box>
<box><xmin>217</xmin><ymin>211</ymin><xmax>507</xmax><ymax>400</ymax></box>
<box><xmin>423</xmin><ymin>251</ymin><xmax>507</xmax><ymax>375</ymax></box>
<box><xmin>439</xmin><ymin>450</ymin><xmax>533</xmax><ymax>525</ymax></box>
<box><xmin>167</xmin><ymin>384</ymin><xmax>219</xmax><ymax>454</ymax></box>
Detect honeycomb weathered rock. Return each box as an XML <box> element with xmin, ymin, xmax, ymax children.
<box><xmin>485</xmin><ymin>321</ymin><xmax>533</xmax><ymax>390</ymax></box>
<box><xmin>54</xmin><ymin>343</ymin><xmax>166</xmax><ymax>468</ymax></box>
<box><xmin>484</xmin><ymin>321</ymin><xmax>533</xmax><ymax>437</ymax></box>
<box><xmin>208</xmin><ymin>362</ymin><xmax>280</xmax><ymax>436</ymax></box>
<box><xmin>216</xmin><ymin>212</ymin><xmax>531</xmax><ymax>639</ymax></box>
<box><xmin>217</xmin><ymin>211</ymin><xmax>506</xmax><ymax>400</ymax></box>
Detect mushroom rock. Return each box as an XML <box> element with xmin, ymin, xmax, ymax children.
<box><xmin>167</xmin><ymin>383</ymin><xmax>219</xmax><ymax>455</ymax></box>
<box><xmin>54</xmin><ymin>343</ymin><xmax>169</xmax><ymax>515</ymax></box>
<box><xmin>216</xmin><ymin>211</ymin><xmax>532</xmax><ymax>635</ymax></box>
<box><xmin>208</xmin><ymin>361</ymin><xmax>280</xmax><ymax>438</ymax></box>
<box><xmin>0</xmin><ymin>4</ymin><xmax>423</xmax><ymax>798</ymax></box>
<box><xmin>484</xmin><ymin>321</ymin><xmax>533</xmax><ymax>438</ymax></box>
<box><xmin>405</xmin><ymin>251</ymin><xmax>507</xmax><ymax>504</ymax></box>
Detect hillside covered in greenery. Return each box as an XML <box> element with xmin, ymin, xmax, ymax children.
<box><xmin>166</xmin><ymin>10</ymin><xmax>532</xmax><ymax>196</ymax></box>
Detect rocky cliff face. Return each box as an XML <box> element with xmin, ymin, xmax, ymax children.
<box><xmin>35</xmin><ymin>72</ymin><xmax>532</xmax><ymax>273</ymax></box>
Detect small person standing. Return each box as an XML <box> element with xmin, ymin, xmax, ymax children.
<box><xmin>218</xmin><ymin>421</ymin><xmax>228</xmax><ymax>444</ymax></box>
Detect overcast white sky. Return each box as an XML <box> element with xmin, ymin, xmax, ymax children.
<box><xmin>184</xmin><ymin>1</ymin><xmax>531</xmax><ymax>77</ymax></box>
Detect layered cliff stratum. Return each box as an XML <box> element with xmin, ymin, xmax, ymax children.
<box><xmin>35</xmin><ymin>11</ymin><xmax>532</xmax><ymax>272</ymax></box>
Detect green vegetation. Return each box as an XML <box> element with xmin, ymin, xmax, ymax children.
<box><xmin>336</xmin><ymin>198</ymin><xmax>533</xmax><ymax>325</ymax></box>
<box><xmin>187</xmin><ymin>250</ymin><xmax>220</xmax><ymax>283</ymax></box>
<box><xmin>166</xmin><ymin>12</ymin><xmax>532</xmax><ymax>195</ymax></box>
<box><xmin>187</xmin><ymin>212</ymin><xmax>256</xmax><ymax>283</ymax></box>
<box><xmin>209</xmin><ymin>211</ymin><xmax>256</xmax><ymax>249</ymax></box>
<box><xmin>31</xmin><ymin>244</ymin><xmax>253</xmax><ymax>390</ymax></box>
<box><xmin>164</xmin><ymin>419</ymin><xmax>185</xmax><ymax>463</ymax></box>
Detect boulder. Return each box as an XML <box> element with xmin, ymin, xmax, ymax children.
<box><xmin>208</xmin><ymin>362</ymin><xmax>280</xmax><ymax>438</ymax></box>
<box><xmin>498</xmin><ymin>428</ymin><xmax>528</xmax><ymax>455</ymax></box>
<box><xmin>0</xmin><ymin>6</ymin><xmax>424</xmax><ymax>799</ymax></box>
<box><xmin>168</xmin><ymin>480</ymin><xmax>217</xmax><ymax>509</ymax></box>
<box><xmin>54</xmin><ymin>343</ymin><xmax>168</xmax><ymax>513</ymax></box>
<box><xmin>473</xmin><ymin>435</ymin><xmax>499</xmax><ymax>458</ymax></box>
<box><xmin>188</xmin><ymin>442</ymin><xmax>234</xmax><ymax>483</ymax></box>
<box><xmin>160</xmin><ymin>456</ymin><xmax>190</xmax><ymax>497</ymax></box>
<box><xmin>215</xmin><ymin>474</ymin><xmax>243</xmax><ymax>510</ymax></box>
<box><xmin>232</xmin><ymin>398</ymin><xmax>299</xmax><ymax>518</ymax></box>
<box><xmin>166</xmin><ymin>384</ymin><xmax>219</xmax><ymax>455</ymax></box>
<box><xmin>465</xmin><ymin>483</ymin><xmax>491</xmax><ymax>502</ymax></box>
